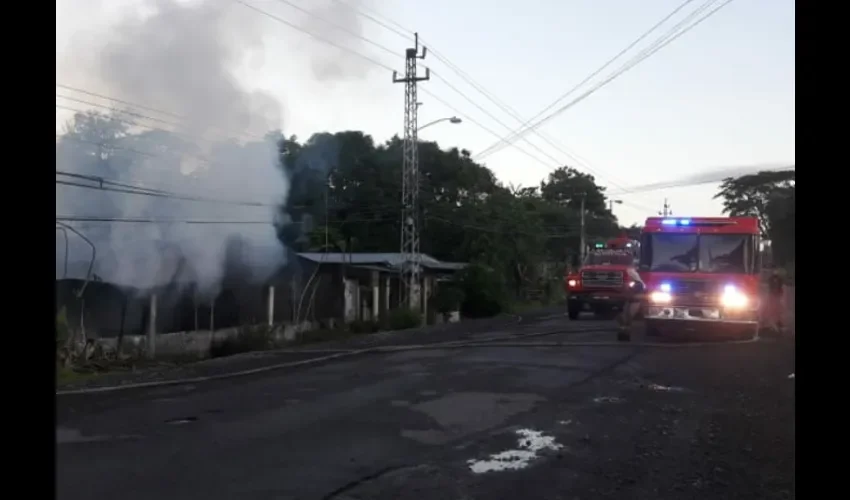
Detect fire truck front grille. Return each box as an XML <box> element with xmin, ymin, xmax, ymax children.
<box><xmin>669</xmin><ymin>279</ymin><xmax>723</xmax><ymax>306</ymax></box>
<box><xmin>581</xmin><ymin>271</ymin><xmax>624</xmax><ymax>288</ymax></box>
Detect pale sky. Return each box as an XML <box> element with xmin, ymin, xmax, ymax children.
<box><xmin>55</xmin><ymin>0</ymin><xmax>795</xmax><ymax>226</ymax></box>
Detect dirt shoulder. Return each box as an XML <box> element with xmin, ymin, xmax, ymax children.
<box><xmin>56</xmin><ymin>306</ymin><xmax>567</xmax><ymax>392</ymax></box>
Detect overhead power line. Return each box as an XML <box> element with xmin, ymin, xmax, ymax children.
<box><xmin>328</xmin><ymin>0</ymin><xmax>733</xmax><ymax>198</ymax></box>
<box><xmin>56</xmin><ymin>170</ymin><xmax>281</xmax><ymax>208</ymax></box>
<box><xmin>475</xmin><ymin>0</ymin><xmax>736</xmax><ymax>161</ymax></box>
<box><xmin>327</xmin><ymin>0</ymin><xmax>635</xmax><ymax>189</ymax></box>
<box><xmin>474</xmin><ymin>0</ymin><xmax>703</xmax><ymax>160</ymax></box>
<box><xmin>235</xmin><ymin>0</ymin><xmax>398</xmax><ymax>72</ymax></box>
<box><xmin>233</xmin><ymin>1</ymin><xmax>582</xmax><ymax>178</ymax></box>
<box><xmin>59</xmin><ymin>0</ymin><xmax>748</xmax><ymax>223</ymax></box>
<box><xmin>56</xmin><ymin>216</ymin><xmax>276</xmax><ymax>225</ymax></box>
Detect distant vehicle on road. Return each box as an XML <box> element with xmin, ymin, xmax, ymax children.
<box><xmin>637</xmin><ymin>216</ymin><xmax>762</xmax><ymax>339</ymax></box>
<box><xmin>565</xmin><ymin>238</ymin><xmax>642</xmax><ymax>320</ymax></box>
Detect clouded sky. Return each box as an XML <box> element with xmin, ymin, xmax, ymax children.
<box><xmin>56</xmin><ymin>0</ymin><xmax>795</xmax><ymax>226</ymax></box>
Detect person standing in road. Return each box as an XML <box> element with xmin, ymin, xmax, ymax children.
<box><xmin>617</xmin><ymin>275</ymin><xmax>645</xmax><ymax>342</ymax></box>
<box><xmin>765</xmin><ymin>268</ymin><xmax>786</xmax><ymax>333</ymax></box>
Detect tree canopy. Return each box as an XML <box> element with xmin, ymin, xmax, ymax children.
<box><xmin>277</xmin><ymin>131</ymin><xmax>622</xmax><ymax>297</ymax></box>
<box><xmin>714</xmin><ymin>170</ymin><xmax>795</xmax><ymax>266</ymax></box>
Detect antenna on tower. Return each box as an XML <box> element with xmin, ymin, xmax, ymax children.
<box><xmin>658</xmin><ymin>198</ymin><xmax>672</xmax><ymax>217</ymax></box>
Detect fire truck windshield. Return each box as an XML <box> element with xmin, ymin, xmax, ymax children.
<box><xmin>641</xmin><ymin>233</ymin><xmax>752</xmax><ymax>274</ymax></box>
<box><xmin>584</xmin><ymin>250</ymin><xmax>634</xmax><ymax>266</ymax></box>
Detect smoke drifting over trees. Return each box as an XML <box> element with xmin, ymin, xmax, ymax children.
<box><xmin>56</xmin><ymin>0</ymin><xmax>293</xmax><ymax>294</ymax></box>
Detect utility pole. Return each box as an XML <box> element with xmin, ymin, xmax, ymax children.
<box><xmin>324</xmin><ymin>176</ymin><xmax>329</xmax><ymax>251</ymax></box>
<box><xmin>578</xmin><ymin>192</ymin><xmax>587</xmax><ymax>263</ymax></box>
<box><xmin>393</xmin><ymin>32</ymin><xmax>430</xmax><ymax>310</ymax></box>
<box><xmin>659</xmin><ymin>198</ymin><xmax>672</xmax><ymax>217</ymax></box>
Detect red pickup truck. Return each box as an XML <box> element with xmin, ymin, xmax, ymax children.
<box><xmin>565</xmin><ymin>248</ymin><xmax>641</xmax><ymax>320</ymax></box>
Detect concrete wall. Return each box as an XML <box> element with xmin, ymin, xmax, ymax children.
<box><xmin>96</xmin><ymin>320</ymin><xmax>320</xmax><ymax>359</ymax></box>
<box><xmin>55</xmin><ymin>256</ymin><xmax>346</xmax><ymax>339</ymax></box>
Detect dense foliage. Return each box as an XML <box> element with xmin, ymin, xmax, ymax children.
<box><xmin>714</xmin><ymin>170</ymin><xmax>795</xmax><ymax>267</ymax></box>
<box><xmin>277</xmin><ymin>131</ymin><xmax>622</xmax><ymax>310</ymax></box>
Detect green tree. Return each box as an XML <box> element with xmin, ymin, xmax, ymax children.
<box><xmin>713</xmin><ymin>170</ymin><xmax>795</xmax><ymax>236</ymax></box>
<box><xmin>764</xmin><ymin>186</ymin><xmax>795</xmax><ymax>266</ymax></box>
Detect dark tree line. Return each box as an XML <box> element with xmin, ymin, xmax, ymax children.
<box><xmin>714</xmin><ymin>170</ymin><xmax>795</xmax><ymax>267</ymax></box>
<box><xmin>276</xmin><ymin>131</ymin><xmax>622</xmax><ymax>302</ymax></box>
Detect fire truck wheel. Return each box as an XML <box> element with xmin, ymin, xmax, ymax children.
<box><xmin>645</xmin><ymin>320</ymin><xmax>661</xmax><ymax>337</ymax></box>
<box><xmin>567</xmin><ymin>301</ymin><xmax>581</xmax><ymax>320</ymax></box>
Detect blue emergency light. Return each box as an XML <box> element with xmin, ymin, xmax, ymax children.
<box><xmin>661</xmin><ymin>218</ymin><xmax>691</xmax><ymax>226</ymax></box>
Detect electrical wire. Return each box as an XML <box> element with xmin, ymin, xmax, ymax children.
<box><xmin>235</xmin><ymin>1</ymin><xmax>561</xmax><ymax>172</ymax></box>
<box><xmin>58</xmin><ymin>0</ymin><xmax>748</xmax><ymax>231</ymax></box>
<box><xmin>474</xmin><ymin>0</ymin><xmax>704</xmax><ymax>160</ymax></box>
<box><xmin>325</xmin><ymin>0</ymin><xmax>681</xmax><ymax>198</ymax></box>
<box><xmin>235</xmin><ymin>0</ymin><xmax>398</xmax><ymax>73</ymax></box>
<box><xmin>56</xmin><ymin>172</ymin><xmax>281</xmax><ymax>208</ymax></box>
<box><xmin>477</xmin><ymin>0</ymin><xmax>735</xmax><ymax>160</ymax></box>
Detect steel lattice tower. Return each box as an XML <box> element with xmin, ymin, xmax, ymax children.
<box><xmin>393</xmin><ymin>33</ymin><xmax>429</xmax><ymax>310</ymax></box>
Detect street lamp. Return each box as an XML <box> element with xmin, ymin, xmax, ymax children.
<box><xmin>609</xmin><ymin>199</ymin><xmax>623</xmax><ymax>212</ymax></box>
<box><xmin>417</xmin><ymin>116</ymin><xmax>462</xmax><ymax>132</ymax></box>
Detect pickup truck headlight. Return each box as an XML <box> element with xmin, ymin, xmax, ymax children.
<box><xmin>567</xmin><ymin>279</ymin><xmax>577</xmax><ymax>287</ymax></box>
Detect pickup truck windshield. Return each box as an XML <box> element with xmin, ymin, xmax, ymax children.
<box><xmin>584</xmin><ymin>251</ymin><xmax>634</xmax><ymax>266</ymax></box>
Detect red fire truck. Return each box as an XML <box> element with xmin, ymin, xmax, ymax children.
<box><xmin>637</xmin><ymin>216</ymin><xmax>762</xmax><ymax>338</ymax></box>
<box><xmin>564</xmin><ymin>236</ymin><xmax>642</xmax><ymax>320</ymax></box>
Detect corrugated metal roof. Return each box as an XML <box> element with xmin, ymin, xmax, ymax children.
<box><xmin>297</xmin><ymin>252</ymin><xmax>442</xmax><ymax>267</ymax></box>
<box><xmin>422</xmin><ymin>261</ymin><xmax>468</xmax><ymax>271</ymax></box>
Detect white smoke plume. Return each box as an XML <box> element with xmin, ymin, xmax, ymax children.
<box><xmin>56</xmin><ymin>0</ymin><xmax>292</xmax><ymax>295</ymax></box>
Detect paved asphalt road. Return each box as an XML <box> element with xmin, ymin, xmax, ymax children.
<box><xmin>56</xmin><ymin>313</ymin><xmax>795</xmax><ymax>500</ymax></box>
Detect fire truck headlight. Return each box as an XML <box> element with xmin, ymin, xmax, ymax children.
<box><xmin>567</xmin><ymin>279</ymin><xmax>577</xmax><ymax>287</ymax></box>
<box><xmin>720</xmin><ymin>285</ymin><xmax>749</xmax><ymax>308</ymax></box>
<box><xmin>650</xmin><ymin>291</ymin><xmax>671</xmax><ymax>304</ymax></box>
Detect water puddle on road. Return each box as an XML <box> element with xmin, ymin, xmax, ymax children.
<box><xmin>467</xmin><ymin>429</ymin><xmax>563</xmax><ymax>474</ymax></box>
<box><xmin>56</xmin><ymin>427</ymin><xmax>139</xmax><ymax>444</ymax></box>
<box><xmin>164</xmin><ymin>416</ymin><xmax>198</xmax><ymax>425</ymax></box>
<box><xmin>647</xmin><ymin>383</ymin><xmax>687</xmax><ymax>393</ymax></box>
<box><xmin>593</xmin><ymin>396</ymin><xmax>624</xmax><ymax>404</ymax></box>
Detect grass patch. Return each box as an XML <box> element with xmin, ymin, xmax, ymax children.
<box><xmin>293</xmin><ymin>328</ymin><xmax>357</xmax><ymax>345</ymax></box>
<box><xmin>56</xmin><ymin>366</ymin><xmax>101</xmax><ymax>387</ymax></box>
<box><xmin>386</xmin><ymin>308</ymin><xmax>421</xmax><ymax>330</ymax></box>
<box><xmin>209</xmin><ymin>324</ymin><xmax>275</xmax><ymax>358</ymax></box>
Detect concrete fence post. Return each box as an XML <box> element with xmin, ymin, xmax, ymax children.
<box><xmin>267</xmin><ymin>286</ymin><xmax>275</xmax><ymax>326</ymax></box>
<box><xmin>147</xmin><ymin>293</ymin><xmax>157</xmax><ymax>359</ymax></box>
